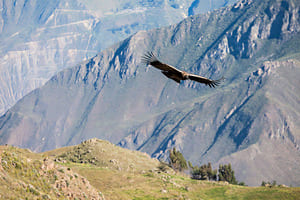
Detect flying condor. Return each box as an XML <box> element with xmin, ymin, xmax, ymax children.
<box><xmin>142</xmin><ymin>52</ymin><xmax>224</xmax><ymax>88</ymax></box>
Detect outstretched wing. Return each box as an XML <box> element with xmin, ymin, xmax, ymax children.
<box><xmin>141</xmin><ymin>52</ymin><xmax>181</xmax><ymax>73</ymax></box>
<box><xmin>142</xmin><ymin>52</ymin><xmax>224</xmax><ymax>88</ymax></box>
<box><xmin>188</xmin><ymin>74</ymin><xmax>224</xmax><ymax>88</ymax></box>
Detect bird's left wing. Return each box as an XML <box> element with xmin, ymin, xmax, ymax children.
<box><xmin>188</xmin><ymin>74</ymin><xmax>224</xmax><ymax>88</ymax></box>
<box><xmin>141</xmin><ymin>52</ymin><xmax>181</xmax><ymax>73</ymax></box>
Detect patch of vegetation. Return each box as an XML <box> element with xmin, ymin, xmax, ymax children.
<box><xmin>190</xmin><ymin>162</ymin><xmax>217</xmax><ymax>181</ymax></box>
<box><xmin>0</xmin><ymin>147</ymin><xmax>55</xmax><ymax>199</ymax></box>
<box><xmin>0</xmin><ymin>145</ymin><xmax>102</xmax><ymax>199</ymax></box>
<box><xmin>1</xmin><ymin>141</ymin><xmax>299</xmax><ymax>200</ymax></box>
<box><xmin>169</xmin><ymin>147</ymin><xmax>188</xmax><ymax>172</ymax></box>
<box><xmin>167</xmin><ymin>147</ymin><xmax>244</xmax><ymax>186</ymax></box>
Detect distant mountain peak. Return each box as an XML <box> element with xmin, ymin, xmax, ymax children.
<box><xmin>0</xmin><ymin>0</ymin><xmax>239</xmax><ymax>116</ymax></box>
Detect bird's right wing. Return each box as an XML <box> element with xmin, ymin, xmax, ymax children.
<box><xmin>188</xmin><ymin>74</ymin><xmax>224</xmax><ymax>88</ymax></box>
<box><xmin>141</xmin><ymin>52</ymin><xmax>182</xmax><ymax>73</ymax></box>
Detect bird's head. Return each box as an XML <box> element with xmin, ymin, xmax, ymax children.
<box><xmin>182</xmin><ymin>71</ymin><xmax>189</xmax><ymax>80</ymax></box>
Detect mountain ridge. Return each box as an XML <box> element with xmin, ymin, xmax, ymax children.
<box><xmin>0</xmin><ymin>0</ymin><xmax>299</xmax><ymax>186</ymax></box>
<box><xmin>0</xmin><ymin>0</ymin><xmax>238</xmax><ymax>115</ymax></box>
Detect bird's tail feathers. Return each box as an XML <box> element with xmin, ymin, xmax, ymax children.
<box><xmin>141</xmin><ymin>51</ymin><xmax>158</xmax><ymax>65</ymax></box>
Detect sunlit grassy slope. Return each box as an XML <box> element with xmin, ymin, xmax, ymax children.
<box><xmin>0</xmin><ymin>138</ymin><xmax>299</xmax><ymax>199</ymax></box>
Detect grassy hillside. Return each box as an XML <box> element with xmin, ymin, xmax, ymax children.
<box><xmin>0</xmin><ymin>138</ymin><xmax>299</xmax><ymax>199</ymax></box>
<box><xmin>1</xmin><ymin>0</ymin><xmax>299</xmax><ymax>187</ymax></box>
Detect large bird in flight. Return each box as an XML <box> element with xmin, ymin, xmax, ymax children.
<box><xmin>142</xmin><ymin>52</ymin><xmax>223</xmax><ymax>87</ymax></box>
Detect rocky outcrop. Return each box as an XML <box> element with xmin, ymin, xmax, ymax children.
<box><xmin>0</xmin><ymin>146</ymin><xmax>104</xmax><ymax>199</ymax></box>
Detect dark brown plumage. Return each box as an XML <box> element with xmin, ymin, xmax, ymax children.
<box><xmin>141</xmin><ymin>52</ymin><xmax>224</xmax><ymax>87</ymax></box>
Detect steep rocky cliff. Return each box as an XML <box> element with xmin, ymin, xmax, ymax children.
<box><xmin>0</xmin><ymin>0</ymin><xmax>237</xmax><ymax>115</ymax></box>
<box><xmin>0</xmin><ymin>0</ymin><xmax>299</xmax><ymax>186</ymax></box>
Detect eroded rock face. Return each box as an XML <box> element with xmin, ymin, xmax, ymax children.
<box><xmin>0</xmin><ymin>0</ymin><xmax>299</xmax><ymax>186</ymax></box>
<box><xmin>0</xmin><ymin>0</ymin><xmax>238</xmax><ymax>116</ymax></box>
<box><xmin>209</xmin><ymin>0</ymin><xmax>300</xmax><ymax>60</ymax></box>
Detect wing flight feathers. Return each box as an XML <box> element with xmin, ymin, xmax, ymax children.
<box><xmin>188</xmin><ymin>74</ymin><xmax>224</xmax><ymax>88</ymax></box>
<box><xmin>141</xmin><ymin>52</ymin><xmax>181</xmax><ymax>73</ymax></box>
<box><xmin>141</xmin><ymin>52</ymin><xmax>224</xmax><ymax>88</ymax></box>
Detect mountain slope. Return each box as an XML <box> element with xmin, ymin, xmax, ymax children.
<box><xmin>0</xmin><ymin>0</ymin><xmax>237</xmax><ymax>115</ymax></box>
<box><xmin>0</xmin><ymin>144</ymin><xmax>104</xmax><ymax>199</ymax></box>
<box><xmin>0</xmin><ymin>0</ymin><xmax>300</xmax><ymax>186</ymax></box>
<box><xmin>1</xmin><ymin>139</ymin><xmax>300</xmax><ymax>199</ymax></box>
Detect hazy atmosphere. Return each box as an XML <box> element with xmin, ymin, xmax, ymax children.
<box><xmin>0</xmin><ymin>0</ymin><xmax>299</xmax><ymax>199</ymax></box>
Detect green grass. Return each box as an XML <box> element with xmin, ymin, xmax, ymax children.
<box><xmin>0</xmin><ymin>146</ymin><xmax>59</xmax><ymax>199</ymax></box>
<box><xmin>67</xmin><ymin>161</ymin><xmax>300</xmax><ymax>200</ymax></box>
<box><xmin>1</xmin><ymin>140</ymin><xmax>300</xmax><ymax>200</ymax></box>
